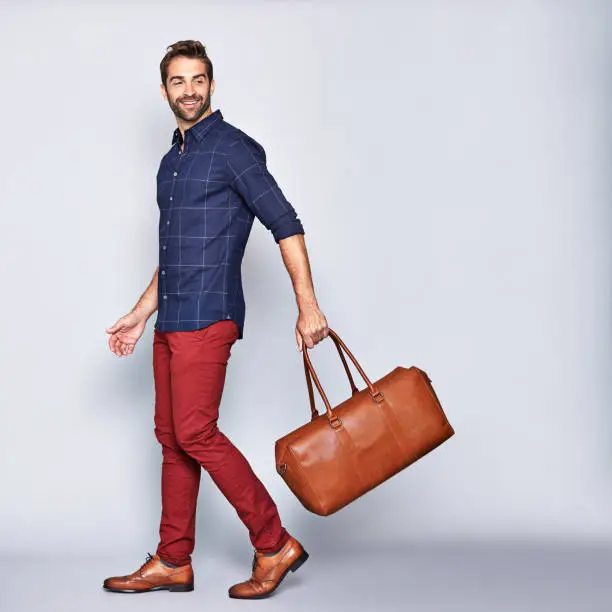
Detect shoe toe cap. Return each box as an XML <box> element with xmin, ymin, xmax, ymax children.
<box><xmin>228</xmin><ymin>581</ymin><xmax>253</xmax><ymax>597</ymax></box>
<box><xmin>228</xmin><ymin>583</ymin><xmax>241</xmax><ymax>596</ymax></box>
<box><xmin>103</xmin><ymin>576</ymin><xmax>129</xmax><ymax>589</ymax></box>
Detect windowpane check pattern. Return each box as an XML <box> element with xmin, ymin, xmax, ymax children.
<box><xmin>154</xmin><ymin>109</ymin><xmax>305</xmax><ymax>338</ymax></box>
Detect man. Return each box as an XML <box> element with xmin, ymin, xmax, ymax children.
<box><xmin>102</xmin><ymin>40</ymin><xmax>328</xmax><ymax>599</ymax></box>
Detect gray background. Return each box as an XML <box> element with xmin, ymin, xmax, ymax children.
<box><xmin>1</xmin><ymin>0</ymin><xmax>611</xmax><ymax>610</ymax></box>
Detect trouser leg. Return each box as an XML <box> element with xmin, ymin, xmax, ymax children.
<box><xmin>153</xmin><ymin>328</ymin><xmax>202</xmax><ymax>566</ymax></box>
<box><xmin>169</xmin><ymin>320</ymin><xmax>291</xmax><ymax>554</ymax></box>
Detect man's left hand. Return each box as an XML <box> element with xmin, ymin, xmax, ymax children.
<box><xmin>295</xmin><ymin>305</ymin><xmax>329</xmax><ymax>351</ymax></box>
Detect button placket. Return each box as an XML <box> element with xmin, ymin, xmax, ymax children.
<box><xmin>162</xmin><ymin>141</ymin><xmax>184</xmax><ymax>265</ymax></box>
<box><xmin>160</xmin><ymin>139</ymin><xmax>185</xmax><ymax>302</ymax></box>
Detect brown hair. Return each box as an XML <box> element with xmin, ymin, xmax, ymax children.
<box><xmin>160</xmin><ymin>40</ymin><xmax>213</xmax><ymax>88</ymax></box>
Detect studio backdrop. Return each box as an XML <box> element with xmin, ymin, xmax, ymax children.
<box><xmin>1</xmin><ymin>0</ymin><xmax>611</xmax><ymax>558</ymax></box>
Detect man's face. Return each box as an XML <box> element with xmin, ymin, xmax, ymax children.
<box><xmin>161</xmin><ymin>56</ymin><xmax>215</xmax><ymax>123</ymax></box>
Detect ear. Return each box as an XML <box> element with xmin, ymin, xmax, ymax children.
<box><xmin>160</xmin><ymin>83</ymin><xmax>168</xmax><ymax>100</ymax></box>
<box><xmin>210</xmin><ymin>79</ymin><xmax>215</xmax><ymax>96</ymax></box>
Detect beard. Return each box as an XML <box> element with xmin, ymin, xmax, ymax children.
<box><xmin>169</xmin><ymin>91</ymin><xmax>211</xmax><ymax>123</ymax></box>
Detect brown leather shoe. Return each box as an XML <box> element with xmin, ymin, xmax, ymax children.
<box><xmin>102</xmin><ymin>552</ymin><xmax>194</xmax><ymax>593</ymax></box>
<box><xmin>228</xmin><ymin>536</ymin><xmax>309</xmax><ymax>599</ymax></box>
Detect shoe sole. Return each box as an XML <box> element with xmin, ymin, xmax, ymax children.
<box><xmin>103</xmin><ymin>583</ymin><xmax>194</xmax><ymax>593</ymax></box>
<box><xmin>228</xmin><ymin>548</ymin><xmax>309</xmax><ymax>600</ymax></box>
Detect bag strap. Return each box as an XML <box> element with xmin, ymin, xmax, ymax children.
<box><xmin>303</xmin><ymin>333</ymin><xmax>359</xmax><ymax>421</ymax></box>
<box><xmin>302</xmin><ymin>328</ymin><xmax>385</xmax><ymax>429</ymax></box>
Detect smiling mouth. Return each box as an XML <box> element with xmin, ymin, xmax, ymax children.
<box><xmin>180</xmin><ymin>99</ymin><xmax>200</xmax><ymax>106</ymax></box>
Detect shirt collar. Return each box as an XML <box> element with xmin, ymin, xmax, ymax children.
<box><xmin>172</xmin><ymin>109</ymin><xmax>223</xmax><ymax>146</ymax></box>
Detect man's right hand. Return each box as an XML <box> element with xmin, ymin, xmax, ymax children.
<box><xmin>105</xmin><ymin>311</ymin><xmax>147</xmax><ymax>357</ymax></box>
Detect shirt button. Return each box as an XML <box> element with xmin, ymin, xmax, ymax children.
<box><xmin>166</xmin><ymin>220</ymin><xmax>170</xmax><ymax>225</ymax></box>
<box><xmin>173</xmin><ymin>171</ymin><xmax>177</xmax><ymax>176</ymax></box>
<box><xmin>161</xmin><ymin>270</ymin><xmax>165</xmax><ymax>275</ymax></box>
<box><xmin>170</xmin><ymin>196</ymin><xmax>173</xmax><ymax>200</ymax></box>
<box><xmin>162</xmin><ymin>245</ymin><xmax>167</xmax><ymax>250</ymax></box>
<box><xmin>163</xmin><ymin>295</ymin><xmax>167</xmax><ymax>300</ymax></box>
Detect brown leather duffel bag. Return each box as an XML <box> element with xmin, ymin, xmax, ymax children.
<box><xmin>275</xmin><ymin>328</ymin><xmax>454</xmax><ymax>516</ymax></box>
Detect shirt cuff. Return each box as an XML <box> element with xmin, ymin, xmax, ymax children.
<box><xmin>271</xmin><ymin>214</ymin><xmax>305</xmax><ymax>243</ymax></box>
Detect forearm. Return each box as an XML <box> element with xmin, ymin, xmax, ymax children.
<box><xmin>278</xmin><ymin>234</ymin><xmax>319</xmax><ymax>310</ymax></box>
<box><xmin>131</xmin><ymin>266</ymin><xmax>159</xmax><ymax>320</ymax></box>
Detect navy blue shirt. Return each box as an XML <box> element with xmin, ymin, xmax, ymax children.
<box><xmin>153</xmin><ymin>109</ymin><xmax>305</xmax><ymax>338</ymax></box>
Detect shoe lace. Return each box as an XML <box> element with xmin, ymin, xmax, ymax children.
<box><xmin>138</xmin><ymin>552</ymin><xmax>155</xmax><ymax>576</ymax></box>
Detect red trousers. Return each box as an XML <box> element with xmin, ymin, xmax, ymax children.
<box><xmin>152</xmin><ymin>319</ymin><xmax>291</xmax><ymax>566</ymax></box>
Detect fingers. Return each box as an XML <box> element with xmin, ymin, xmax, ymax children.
<box><xmin>297</xmin><ymin>325</ymin><xmax>328</xmax><ymax>350</ymax></box>
<box><xmin>108</xmin><ymin>333</ymin><xmax>118</xmax><ymax>355</ymax></box>
<box><xmin>296</xmin><ymin>330</ymin><xmax>318</xmax><ymax>351</ymax></box>
<box><xmin>305</xmin><ymin>335</ymin><xmax>315</xmax><ymax>349</ymax></box>
<box><xmin>318</xmin><ymin>325</ymin><xmax>330</xmax><ymax>343</ymax></box>
<box><xmin>111</xmin><ymin>336</ymin><xmax>122</xmax><ymax>357</ymax></box>
<box><xmin>308</xmin><ymin>325</ymin><xmax>329</xmax><ymax>347</ymax></box>
<box><xmin>120</xmin><ymin>341</ymin><xmax>135</xmax><ymax>357</ymax></box>
<box><xmin>108</xmin><ymin>333</ymin><xmax>136</xmax><ymax>357</ymax></box>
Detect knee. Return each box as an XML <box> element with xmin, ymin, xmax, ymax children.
<box><xmin>154</xmin><ymin>426</ymin><xmax>177</xmax><ymax>450</ymax></box>
<box><xmin>155</xmin><ymin>427</ymin><xmax>189</xmax><ymax>461</ymax></box>
<box><xmin>175</xmin><ymin>421</ymin><xmax>220</xmax><ymax>453</ymax></box>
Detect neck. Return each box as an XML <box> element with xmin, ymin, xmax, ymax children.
<box><xmin>177</xmin><ymin>107</ymin><xmax>213</xmax><ymax>143</ymax></box>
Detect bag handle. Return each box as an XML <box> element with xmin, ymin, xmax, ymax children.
<box><xmin>303</xmin><ymin>333</ymin><xmax>359</xmax><ymax>421</ymax></box>
<box><xmin>302</xmin><ymin>328</ymin><xmax>385</xmax><ymax>429</ymax></box>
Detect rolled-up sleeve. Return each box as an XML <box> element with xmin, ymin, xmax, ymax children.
<box><xmin>226</xmin><ymin>133</ymin><xmax>305</xmax><ymax>243</ymax></box>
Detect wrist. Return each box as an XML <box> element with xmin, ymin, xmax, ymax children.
<box><xmin>132</xmin><ymin>304</ymin><xmax>153</xmax><ymax>320</ymax></box>
<box><xmin>296</xmin><ymin>294</ymin><xmax>318</xmax><ymax>311</ymax></box>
